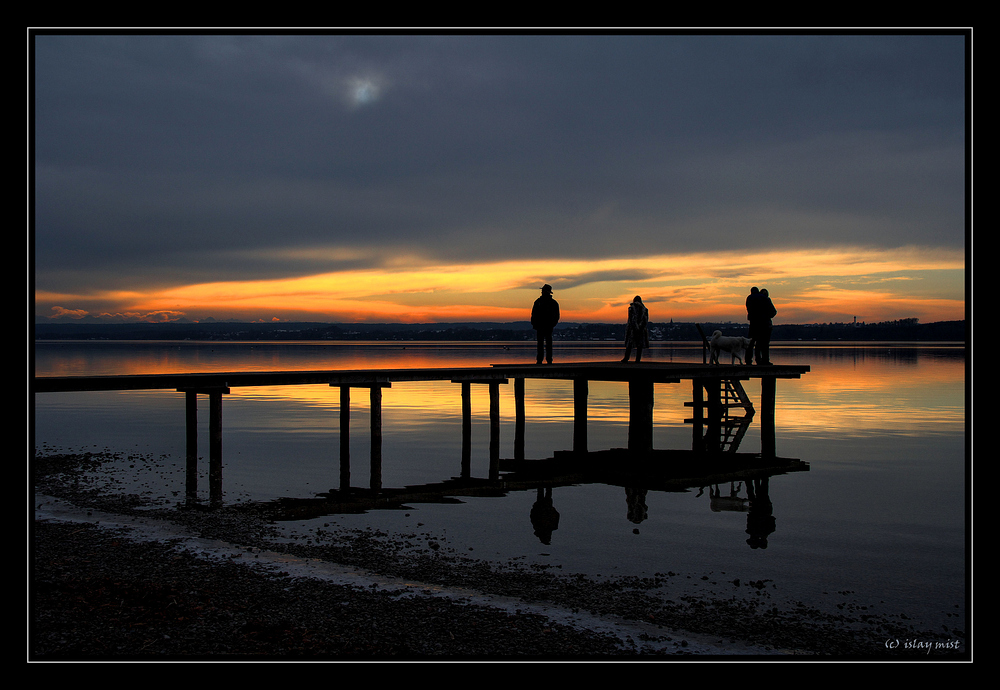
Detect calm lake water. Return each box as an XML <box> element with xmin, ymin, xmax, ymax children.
<box><xmin>32</xmin><ymin>340</ymin><xmax>967</xmax><ymax>644</ymax></box>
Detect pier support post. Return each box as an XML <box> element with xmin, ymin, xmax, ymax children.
<box><xmin>462</xmin><ymin>382</ymin><xmax>472</xmax><ymax>476</ymax></box>
<box><xmin>514</xmin><ymin>378</ymin><xmax>525</xmax><ymax>461</ymax></box>
<box><xmin>339</xmin><ymin>386</ymin><xmax>351</xmax><ymax>491</ymax></box>
<box><xmin>370</xmin><ymin>385</ymin><xmax>384</xmax><ymax>491</ymax></box>
<box><xmin>574</xmin><ymin>378</ymin><xmax>588</xmax><ymax>453</ymax></box>
<box><xmin>628</xmin><ymin>378</ymin><xmax>654</xmax><ymax>454</ymax></box>
<box><xmin>332</xmin><ymin>382</ymin><xmax>390</xmax><ymax>492</ymax></box>
<box><xmin>761</xmin><ymin>376</ymin><xmax>776</xmax><ymax>459</ymax></box>
<box><xmin>704</xmin><ymin>379</ymin><xmax>722</xmax><ymax>453</ymax></box>
<box><xmin>691</xmin><ymin>379</ymin><xmax>704</xmax><ymax>451</ymax></box>
<box><xmin>208</xmin><ymin>388</ymin><xmax>228</xmax><ymax>505</ymax></box>
<box><xmin>454</xmin><ymin>378</ymin><xmax>507</xmax><ymax>478</ymax></box>
<box><xmin>185</xmin><ymin>391</ymin><xmax>198</xmax><ymax>497</ymax></box>
<box><xmin>178</xmin><ymin>385</ymin><xmax>228</xmax><ymax>505</ymax></box>
<box><xmin>489</xmin><ymin>382</ymin><xmax>500</xmax><ymax>479</ymax></box>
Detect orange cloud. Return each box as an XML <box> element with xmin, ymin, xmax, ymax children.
<box><xmin>37</xmin><ymin>245</ymin><xmax>965</xmax><ymax>324</ymax></box>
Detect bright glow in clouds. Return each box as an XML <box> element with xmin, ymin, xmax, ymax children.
<box><xmin>37</xmin><ymin>245</ymin><xmax>965</xmax><ymax>325</ymax></box>
<box><xmin>346</xmin><ymin>76</ymin><xmax>383</xmax><ymax>107</ymax></box>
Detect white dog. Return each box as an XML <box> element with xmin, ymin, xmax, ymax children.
<box><xmin>709</xmin><ymin>330</ymin><xmax>751</xmax><ymax>365</ymax></box>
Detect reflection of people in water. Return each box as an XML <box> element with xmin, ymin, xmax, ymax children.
<box><xmin>530</xmin><ymin>487</ymin><xmax>560</xmax><ymax>544</ymax></box>
<box><xmin>710</xmin><ymin>482</ymin><xmax>748</xmax><ymax>512</ymax></box>
<box><xmin>745</xmin><ymin>477</ymin><xmax>776</xmax><ymax>549</ymax></box>
<box><xmin>626</xmin><ymin>487</ymin><xmax>648</xmax><ymax>524</ymax></box>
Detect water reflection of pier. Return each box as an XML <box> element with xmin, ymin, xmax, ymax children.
<box><xmin>34</xmin><ymin>361</ymin><xmax>809</xmax><ymax>505</ymax></box>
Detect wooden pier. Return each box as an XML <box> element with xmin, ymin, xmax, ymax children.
<box><xmin>33</xmin><ymin>361</ymin><xmax>810</xmax><ymax>504</ymax></box>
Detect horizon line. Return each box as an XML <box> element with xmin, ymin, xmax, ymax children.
<box><xmin>34</xmin><ymin>317</ymin><xmax>964</xmax><ymax>327</ymax></box>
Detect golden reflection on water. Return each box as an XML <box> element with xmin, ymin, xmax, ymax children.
<box><xmin>771</xmin><ymin>350</ymin><xmax>965</xmax><ymax>436</ymax></box>
<box><xmin>227</xmin><ymin>355</ymin><xmax>964</xmax><ymax>438</ymax></box>
<box><xmin>35</xmin><ymin>342</ymin><xmax>965</xmax><ymax>438</ymax></box>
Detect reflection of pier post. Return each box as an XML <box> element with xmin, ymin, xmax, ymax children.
<box><xmin>628</xmin><ymin>378</ymin><xmax>654</xmax><ymax>453</ymax></box>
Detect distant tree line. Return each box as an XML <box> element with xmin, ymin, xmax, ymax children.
<box><xmin>33</xmin><ymin>319</ymin><xmax>967</xmax><ymax>342</ymax></box>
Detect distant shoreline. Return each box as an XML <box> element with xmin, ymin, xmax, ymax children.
<box><xmin>32</xmin><ymin>319</ymin><xmax>967</xmax><ymax>343</ymax></box>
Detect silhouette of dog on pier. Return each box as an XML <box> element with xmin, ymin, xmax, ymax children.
<box><xmin>709</xmin><ymin>330</ymin><xmax>751</xmax><ymax>365</ymax></box>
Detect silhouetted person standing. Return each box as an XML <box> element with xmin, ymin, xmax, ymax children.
<box><xmin>531</xmin><ymin>284</ymin><xmax>560</xmax><ymax>364</ymax></box>
<box><xmin>621</xmin><ymin>295</ymin><xmax>649</xmax><ymax>362</ymax></box>
<box><xmin>747</xmin><ymin>287</ymin><xmax>777</xmax><ymax>365</ymax></box>
<box><xmin>746</xmin><ymin>287</ymin><xmax>761</xmax><ymax>361</ymax></box>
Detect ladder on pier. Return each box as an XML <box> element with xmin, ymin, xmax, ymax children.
<box><xmin>720</xmin><ymin>378</ymin><xmax>754</xmax><ymax>415</ymax></box>
<box><xmin>686</xmin><ymin>378</ymin><xmax>755</xmax><ymax>453</ymax></box>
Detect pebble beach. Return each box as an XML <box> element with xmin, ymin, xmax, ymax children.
<box><xmin>30</xmin><ymin>451</ymin><xmax>967</xmax><ymax>661</ymax></box>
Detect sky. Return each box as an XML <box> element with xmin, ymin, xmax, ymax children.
<box><xmin>31</xmin><ymin>32</ymin><xmax>969</xmax><ymax>326</ymax></box>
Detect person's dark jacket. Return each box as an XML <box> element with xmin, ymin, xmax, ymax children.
<box><xmin>747</xmin><ymin>293</ymin><xmax>776</xmax><ymax>325</ymax></box>
<box><xmin>531</xmin><ymin>295</ymin><xmax>560</xmax><ymax>331</ymax></box>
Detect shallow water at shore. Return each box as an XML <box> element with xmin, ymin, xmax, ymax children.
<box><xmin>32</xmin><ymin>340</ymin><xmax>967</xmax><ymax>652</ymax></box>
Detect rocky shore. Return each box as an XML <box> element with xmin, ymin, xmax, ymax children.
<box><xmin>30</xmin><ymin>452</ymin><xmax>967</xmax><ymax>661</ymax></box>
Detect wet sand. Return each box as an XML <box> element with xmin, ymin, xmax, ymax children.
<box><xmin>30</xmin><ymin>452</ymin><xmax>967</xmax><ymax>661</ymax></box>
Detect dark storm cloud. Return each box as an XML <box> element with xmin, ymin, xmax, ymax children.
<box><xmin>33</xmin><ymin>32</ymin><xmax>966</xmax><ymax>293</ymax></box>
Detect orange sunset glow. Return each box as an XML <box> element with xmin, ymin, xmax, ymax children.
<box><xmin>36</xmin><ymin>245</ymin><xmax>965</xmax><ymax>326</ymax></box>
<box><xmin>34</xmin><ymin>35</ymin><xmax>967</xmax><ymax>331</ymax></box>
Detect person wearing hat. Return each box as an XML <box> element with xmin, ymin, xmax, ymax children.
<box><xmin>621</xmin><ymin>295</ymin><xmax>649</xmax><ymax>362</ymax></box>
<box><xmin>530</xmin><ymin>284</ymin><xmax>560</xmax><ymax>364</ymax></box>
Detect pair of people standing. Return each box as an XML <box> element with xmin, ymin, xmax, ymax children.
<box><xmin>746</xmin><ymin>286</ymin><xmax>777</xmax><ymax>365</ymax></box>
<box><xmin>531</xmin><ymin>285</ymin><xmax>650</xmax><ymax>364</ymax></box>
